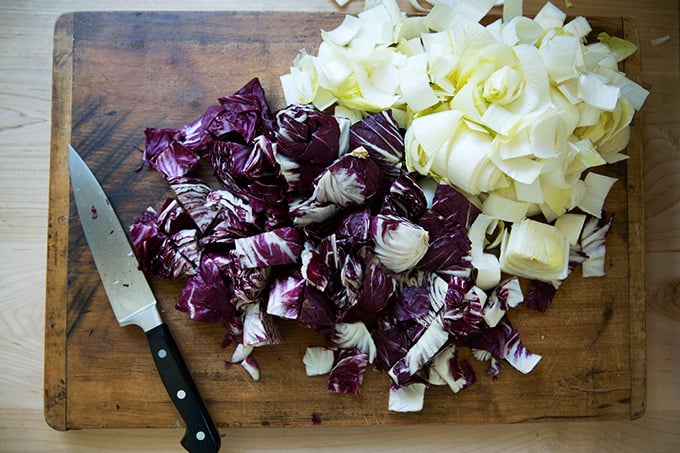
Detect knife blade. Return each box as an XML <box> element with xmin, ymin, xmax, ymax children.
<box><xmin>68</xmin><ymin>145</ymin><xmax>221</xmax><ymax>453</ymax></box>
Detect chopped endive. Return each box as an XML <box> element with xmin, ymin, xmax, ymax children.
<box><xmin>399</xmin><ymin>53</ymin><xmax>439</xmax><ymax>112</ymax></box>
<box><xmin>500</xmin><ymin>218</ymin><xmax>570</xmax><ymax>281</ymax></box>
<box><xmin>597</xmin><ymin>32</ymin><xmax>638</xmax><ymax>62</ymax></box>
<box><xmin>577</xmin><ymin>172</ymin><xmax>618</xmax><ymax>217</ymax></box>
<box><xmin>554</xmin><ymin>212</ymin><xmax>587</xmax><ymax>246</ymax></box>
<box><xmin>481</xmin><ymin>193</ymin><xmax>530</xmax><ymax>223</ymax></box>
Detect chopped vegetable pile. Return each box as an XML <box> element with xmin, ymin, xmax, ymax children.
<box><xmin>130</xmin><ymin>0</ymin><xmax>647</xmax><ymax>412</ymax></box>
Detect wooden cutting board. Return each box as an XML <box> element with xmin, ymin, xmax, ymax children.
<box><xmin>45</xmin><ymin>11</ymin><xmax>646</xmax><ymax>430</ymax></box>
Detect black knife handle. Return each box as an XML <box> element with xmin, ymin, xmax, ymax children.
<box><xmin>146</xmin><ymin>324</ymin><xmax>221</xmax><ymax>453</ymax></box>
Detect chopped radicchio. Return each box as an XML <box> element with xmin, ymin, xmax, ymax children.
<box><xmin>266</xmin><ymin>268</ymin><xmax>304</xmax><ymax>320</ymax></box>
<box><xmin>311</xmin><ymin>147</ymin><xmax>384</xmax><ymax>209</ymax></box>
<box><xmin>129</xmin><ymin>75</ymin><xmax>595</xmax><ymax>411</ymax></box>
<box><xmin>349</xmin><ymin>110</ymin><xmax>404</xmax><ymax>180</ymax></box>
<box><xmin>232</xmin><ymin>227</ymin><xmax>303</xmax><ymax>269</ymax></box>
<box><xmin>276</xmin><ymin>103</ymin><xmax>340</xmax><ymax>166</ymax></box>
<box><xmin>383</xmin><ymin>172</ymin><xmax>427</xmax><ymax>220</ymax></box>
<box><xmin>129</xmin><ymin>202</ymin><xmax>198</xmax><ymax>280</ymax></box>
<box><xmin>242</xmin><ymin>302</ymin><xmax>281</xmax><ymax>347</ymax></box>
<box><xmin>168</xmin><ymin>176</ymin><xmax>220</xmax><ymax>233</ymax></box>
<box><xmin>430</xmin><ymin>183</ymin><xmax>481</xmax><ymax>229</ymax></box>
<box><xmin>370</xmin><ymin>214</ymin><xmax>429</xmax><ymax>273</ymax></box>
<box><xmin>356</xmin><ymin>251</ymin><xmax>397</xmax><ymax>313</ymax></box>
<box><xmin>175</xmin><ymin>254</ymin><xmax>235</xmax><ymax>323</ymax></box>
<box><xmin>143</xmin><ymin>128</ymin><xmax>200</xmax><ymax>179</ymax></box>
<box><xmin>328</xmin><ymin>348</ymin><xmax>369</xmax><ymax>394</ymax></box>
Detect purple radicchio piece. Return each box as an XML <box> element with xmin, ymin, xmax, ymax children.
<box><xmin>349</xmin><ymin>110</ymin><xmax>404</xmax><ymax>180</ymax></box>
<box><xmin>175</xmin><ymin>254</ymin><xmax>236</xmax><ymax>323</ymax></box>
<box><xmin>300</xmin><ymin>246</ymin><xmax>332</xmax><ymax>292</ymax></box>
<box><xmin>416</xmin><ymin>219</ymin><xmax>471</xmax><ymax>275</ymax></box>
<box><xmin>332</xmin><ymin>322</ymin><xmax>377</xmax><ymax>364</ymax></box>
<box><xmin>372</xmin><ymin>325</ymin><xmax>411</xmax><ymax>372</ymax></box>
<box><xmin>429</xmin><ymin>346</ymin><xmax>477</xmax><ymax>393</ymax></box>
<box><xmin>328</xmin><ymin>348</ymin><xmax>369</xmax><ymax>394</ymax></box>
<box><xmin>266</xmin><ymin>267</ymin><xmax>304</xmax><ymax>320</ymax></box>
<box><xmin>143</xmin><ymin>127</ymin><xmax>200</xmax><ymax>180</ymax></box>
<box><xmin>179</xmin><ymin>104</ymin><xmax>222</xmax><ymax>154</ymax></box>
<box><xmin>580</xmin><ymin>212</ymin><xmax>615</xmax><ymax>277</ymax></box>
<box><xmin>388</xmin><ymin>316</ymin><xmax>449</xmax><ymax>387</ymax></box>
<box><xmin>356</xmin><ymin>250</ymin><xmax>397</xmax><ymax>313</ymax></box>
<box><xmin>482</xmin><ymin>277</ymin><xmax>524</xmax><ymax>328</ymax></box>
<box><xmin>205</xmin><ymin>188</ymin><xmax>259</xmax><ymax>237</ymax></box>
<box><xmin>276</xmin><ymin>103</ymin><xmax>340</xmax><ymax>166</ymax></box>
<box><xmin>232</xmin><ymin>226</ymin><xmax>303</xmax><ymax>269</ymax></box>
<box><xmin>155</xmin><ymin>198</ymin><xmax>196</xmax><ymax>234</ymax></box>
<box><xmin>370</xmin><ymin>214</ymin><xmax>429</xmax><ymax>273</ymax></box>
<box><xmin>209</xmin><ymin>78</ymin><xmax>274</xmax><ymax>143</ymax></box>
<box><xmin>311</xmin><ymin>147</ymin><xmax>384</xmax><ymax>209</ymax></box>
<box><xmin>525</xmin><ymin>280</ymin><xmax>559</xmax><ymax>312</ymax></box>
<box><xmin>242</xmin><ymin>301</ymin><xmax>281</xmax><ymax>347</ymax></box>
<box><xmin>224</xmin><ymin>259</ymin><xmax>271</xmax><ymax>306</ymax></box>
<box><xmin>391</xmin><ymin>283</ymin><xmax>431</xmax><ymax>323</ymax></box>
<box><xmin>440</xmin><ymin>276</ymin><xmax>485</xmax><ymax>338</ymax></box>
<box><xmin>208</xmin><ymin>135</ymin><xmax>279</xmax><ymax>188</ymax></box>
<box><xmin>335</xmin><ymin>208</ymin><xmax>372</xmax><ymax>244</ymax></box>
<box><xmin>466</xmin><ymin>318</ymin><xmax>541</xmax><ymax>375</ymax></box>
<box><xmin>383</xmin><ymin>173</ymin><xmax>427</xmax><ymax>221</ymax></box>
<box><xmin>168</xmin><ymin>176</ymin><xmax>220</xmax><ymax>233</ymax></box>
<box><xmin>339</xmin><ymin>252</ymin><xmax>363</xmax><ymax>311</ymax></box>
<box><xmin>298</xmin><ymin>284</ymin><xmax>336</xmax><ymax>329</ymax></box>
<box><xmin>129</xmin><ymin>203</ymin><xmax>198</xmax><ymax>280</ymax></box>
<box><xmin>431</xmin><ymin>183</ymin><xmax>481</xmax><ymax>229</ymax></box>
<box><xmin>246</xmin><ymin>175</ymin><xmax>291</xmax><ymax>231</ymax></box>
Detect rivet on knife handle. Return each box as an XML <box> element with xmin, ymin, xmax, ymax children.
<box><xmin>67</xmin><ymin>145</ymin><xmax>221</xmax><ymax>452</ymax></box>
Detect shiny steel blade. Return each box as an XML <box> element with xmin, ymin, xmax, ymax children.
<box><xmin>68</xmin><ymin>145</ymin><xmax>161</xmax><ymax>332</ymax></box>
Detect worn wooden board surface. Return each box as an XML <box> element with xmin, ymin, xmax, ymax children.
<box><xmin>45</xmin><ymin>11</ymin><xmax>645</xmax><ymax>430</ymax></box>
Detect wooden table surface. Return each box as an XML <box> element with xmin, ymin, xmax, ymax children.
<box><xmin>1</xmin><ymin>0</ymin><xmax>678</xmax><ymax>451</ymax></box>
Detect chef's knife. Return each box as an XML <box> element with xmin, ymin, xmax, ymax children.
<box><xmin>68</xmin><ymin>145</ymin><xmax>221</xmax><ymax>453</ymax></box>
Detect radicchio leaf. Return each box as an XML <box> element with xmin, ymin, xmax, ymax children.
<box><xmin>312</xmin><ymin>147</ymin><xmax>384</xmax><ymax>209</ymax></box>
<box><xmin>482</xmin><ymin>277</ymin><xmax>523</xmax><ymax>328</ymax></box>
<box><xmin>466</xmin><ymin>318</ymin><xmax>541</xmax><ymax>375</ymax></box>
<box><xmin>372</xmin><ymin>325</ymin><xmax>411</xmax><ymax>371</ymax></box>
<box><xmin>383</xmin><ymin>172</ymin><xmax>427</xmax><ymax>220</ymax></box>
<box><xmin>333</xmin><ymin>322</ymin><xmax>377</xmax><ymax>364</ymax></box>
<box><xmin>356</xmin><ymin>251</ymin><xmax>397</xmax><ymax>313</ymax></box>
<box><xmin>129</xmin><ymin>203</ymin><xmax>198</xmax><ymax>279</ymax></box>
<box><xmin>431</xmin><ymin>183</ymin><xmax>481</xmax><ymax>229</ymax></box>
<box><xmin>391</xmin><ymin>284</ymin><xmax>431</xmax><ymax>322</ymax></box>
<box><xmin>211</xmin><ymin>78</ymin><xmax>274</xmax><ymax>143</ymax></box>
<box><xmin>232</xmin><ymin>226</ymin><xmax>303</xmax><ymax>269</ymax></box>
<box><xmin>441</xmin><ymin>276</ymin><xmax>485</xmax><ymax>338</ymax></box>
<box><xmin>298</xmin><ymin>284</ymin><xmax>336</xmax><ymax>329</ymax></box>
<box><xmin>328</xmin><ymin>348</ymin><xmax>369</xmax><ymax>394</ymax></box>
<box><xmin>224</xmin><ymin>260</ymin><xmax>271</xmax><ymax>306</ymax></box>
<box><xmin>349</xmin><ymin>110</ymin><xmax>404</xmax><ymax>180</ymax></box>
<box><xmin>388</xmin><ymin>317</ymin><xmax>449</xmax><ymax>386</ymax></box>
<box><xmin>276</xmin><ymin>103</ymin><xmax>340</xmax><ymax>166</ymax></box>
<box><xmin>525</xmin><ymin>280</ymin><xmax>558</xmax><ymax>312</ymax></box>
<box><xmin>143</xmin><ymin>128</ymin><xmax>200</xmax><ymax>179</ymax></box>
<box><xmin>370</xmin><ymin>214</ymin><xmax>429</xmax><ymax>273</ymax></box>
<box><xmin>175</xmin><ymin>254</ymin><xmax>235</xmax><ymax>323</ymax></box>
<box><xmin>266</xmin><ymin>268</ymin><xmax>304</xmax><ymax>320</ymax></box>
<box><xmin>242</xmin><ymin>302</ymin><xmax>281</xmax><ymax>347</ymax></box>
<box><xmin>168</xmin><ymin>176</ymin><xmax>220</xmax><ymax>233</ymax></box>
